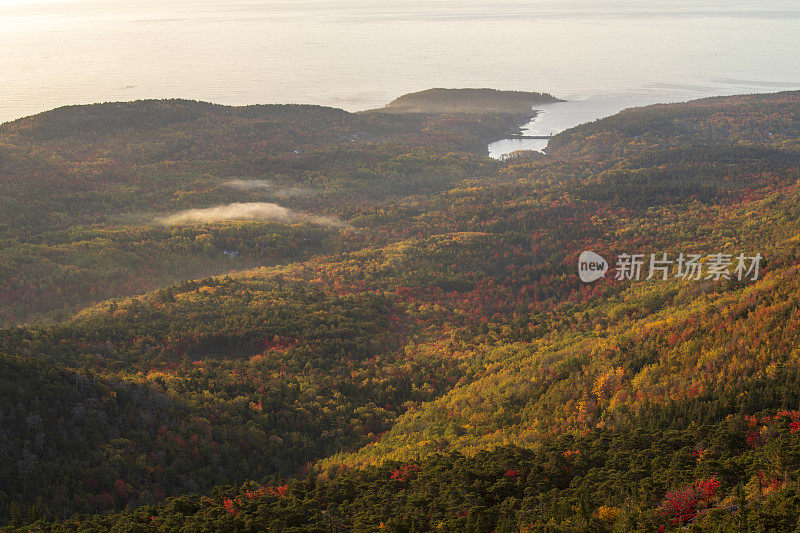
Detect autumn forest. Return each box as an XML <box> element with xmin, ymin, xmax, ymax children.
<box><xmin>2</xmin><ymin>89</ymin><xmax>800</xmax><ymax>531</ymax></box>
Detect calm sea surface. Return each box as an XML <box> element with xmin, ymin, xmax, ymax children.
<box><xmin>3</xmin><ymin>0</ymin><xmax>800</xmax><ymax>151</ymax></box>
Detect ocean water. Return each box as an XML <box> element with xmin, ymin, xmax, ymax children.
<box><xmin>2</xmin><ymin>0</ymin><xmax>800</xmax><ymax>133</ymax></box>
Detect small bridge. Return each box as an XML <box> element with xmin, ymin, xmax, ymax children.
<box><xmin>507</xmin><ymin>134</ymin><xmax>553</xmax><ymax>139</ymax></box>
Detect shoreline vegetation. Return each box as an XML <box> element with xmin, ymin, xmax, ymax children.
<box><xmin>374</xmin><ymin>87</ymin><xmax>563</xmax><ymax>115</ymax></box>
<box><xmin>369</xmin><ymin>88</ymin><xmax>565</xmax><ymax>157</ymax></box>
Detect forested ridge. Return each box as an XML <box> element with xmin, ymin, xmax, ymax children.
<box><xmin>3</xmin><ymin>91</ymin><xmax>800</xmax><ymax>530</ymax></box>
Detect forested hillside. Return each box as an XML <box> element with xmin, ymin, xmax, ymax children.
<box><xmin>3</xmin><ymin>91</ymin><xmax>800</xmax><ymax>531</ymax></box>
<box><xmin>0</xmin><ymin>98</ymin><xmax>516</xmax><ymax>326</ymax></box>
<box><xmin>381</xmin><ymin>88</ymin><xmax>562</xmax><ymax>114</ymax></box>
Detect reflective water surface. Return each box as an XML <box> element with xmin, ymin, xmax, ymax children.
<box><xmin>2</xmin><ymin>0</ymin><xmax>799</xmax><ymax>128</ymax></box>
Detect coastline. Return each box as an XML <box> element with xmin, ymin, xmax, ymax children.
<box><xmin>488</xmin><ymin>93</ymin><xmax>690</xmax><ymax>159</ymax></box>
<box><xmin>488</xmin><ymin>107</ymin><xmax>551</xmax><ymax>159</ymax></box>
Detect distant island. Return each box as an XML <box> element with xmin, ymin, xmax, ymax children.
<box><xmin>378</xmin><ymin>88</ymin><xmax>563</xmax><ymax>115</ymax></box>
